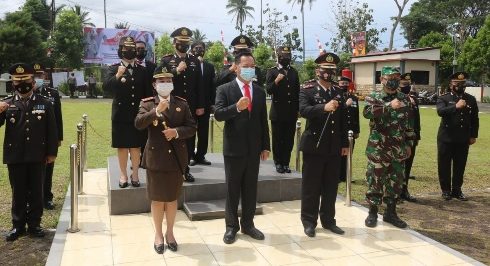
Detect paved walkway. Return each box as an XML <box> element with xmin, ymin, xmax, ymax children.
<box><xmin>46</xmin><ymin>169</ymin><xmax>483</xmax><ymax>266</ymax></box>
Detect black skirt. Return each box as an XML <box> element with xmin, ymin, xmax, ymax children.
<box><xmin>111</xmin><ymin>121</ymin><xmax>145</xmax><ymax>148</ymax></box>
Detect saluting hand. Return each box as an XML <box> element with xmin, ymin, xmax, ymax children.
<box><xmin>390</xmin><ymin>98</ymin><xmax>402</xmax><ymax>109</ymax></box>
<box><xmin>275</xmin><ymin>73</ymin><xmax>285</xmax><ymax>84</ymax></box>
<box><xmin>456</xmin><ymin>99</ymin><xmax>466</xmax><ymax>109</ymax></box>
<box><xmin>229</xmin><ymin>63</ymin><xmax>237</xmax><ymax>73</ymax></box>
<box><xmin>177</xmin><ymin>61</ymin><xmax>187</xmax><ymax>73</ymax></box>
<box><xmin>237</xmin><ymin>97</ymin><xmax>250</xmax><ymax>111</ymax></box>
<box><xmin>345</xmin><ymin>98</ymin><xmax>353</xmax><ymax>107</ymax></box>
<box><xmin>0</xmin><ymin>101</ymin><xmax>8</xmax><ymax>113</ymax></box>
<box><xmin>324</xmin><ymin>99</ymin><xmax>339</xmax><ymax>112</ymax></box>
<box><xmin>156</xmin><ymin>99</ymin><xmax>169</xmax><ymax>113</ymax></box>
<box><xmin>116</xmin><ymin>65</ymin><xmax>126</xmax><ymax>79</ymax></box>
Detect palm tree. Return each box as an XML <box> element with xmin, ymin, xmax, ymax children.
<box><xmin>72</xmin><ymin>5</ymin><xmax>95</xmax><ymax>27</ymax></box>
<box><xmin>226</xmin><ymin>0</ymin><xmax>255</xmax><ymax>34</ymax></box>
<box><xmin>114</xmin><ymin>22</ymin><xmax>130</xmax><ymax>29</ymax></box>
<box><xmin>287</xmin><ymin>0</ymin><xmax>315</xmax><ymax>61</ymax></box>
<box><xmin>192</xmin><ymin>29</ymin><xmax>207</xmax><ymax>42</ymax></box>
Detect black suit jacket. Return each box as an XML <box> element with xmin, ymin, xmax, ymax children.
<box><xmin>214</xmin><ymin>80</ymin><xmax>270</xmax><ymax>157</ymax></box>
<box><xmin>437</xmin><ymin>92</ymin><xmax>479</xmax><ymax>143</ymax></box>
<box><xmin>140</xmin><ymin>60</ymin><xmax>157</xmax><ymax>95</ymax></box>
<box><xmin>36</xmin><ymin>86</ymin><xmax>63</xmax><ymax>141</ymax></box>
<box><xmin>266</xmin><ymin>65</ymin><xmax>300</xmax><ymax>121</ymax></box>
<box><xmin>201</xmin><ymin>61</ymin><xmax>216</xmax><ymax>110</ymax></box>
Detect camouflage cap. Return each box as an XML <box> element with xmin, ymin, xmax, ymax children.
<box><xmin>381</xmin><ymin>66</ymin><xmax>400</xmax><ymax>76</ymax></box>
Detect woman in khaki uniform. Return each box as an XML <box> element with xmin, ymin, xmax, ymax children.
<box><xmin>135</xmin><ymin>65</ymin><xmax>196</xmax><ymax>254</ymax></box>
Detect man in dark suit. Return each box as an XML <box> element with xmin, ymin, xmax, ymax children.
<box><xmin>0</xmin><ymin>63</ymin><xmax>58</xmax><ymax>241</ymax></box>
<box><xmin>33</xmin><ymin>63</ymin><xmax>63</xmax><ymax>210</ymax></box>
<box><xmin>160</xmin><ymin>27</ymin><xmax>205</xmax><ymax>182</ymax></box>
<box><xmin>266</xmin><ymin>46</ymin><xmax>300</xmax><ymax>173</ymax></box>
<box><xmin>215</xmin><ymin>52</ymin><xmax>270</xmax><ymax>244</ymax></box>
<box><xmin>437</xmin><ymin>72</ymin><xmax>479</xmax><ymax>201</ymax></box>
<box><xmin>190</xmin><ymin>41</ymin><xmax>216</xmax><ymax>166</ymax></box>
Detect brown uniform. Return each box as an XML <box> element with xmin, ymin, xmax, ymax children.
<box><xmin>135</xmin><ymin>95</ymin><xmax>196</xmax><ymax>202</ymax></box>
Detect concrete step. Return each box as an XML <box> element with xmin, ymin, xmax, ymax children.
<box><xmin>183</xmin><ymin>199</ymin><xmax>263</xmax><ymax>221</ymax></box>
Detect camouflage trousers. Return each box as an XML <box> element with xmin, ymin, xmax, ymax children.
<box><xmin>365</xmin><ymin>160</ymin><xmax>405</xmax><ymax>205</ymax></box>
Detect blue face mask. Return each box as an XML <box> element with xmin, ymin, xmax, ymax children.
<box><xmin>35</xmin><ymin>78</ymin><xmax>44</xmax><ymax>89</ymax></box>
<box><xmin>240</xmin><ymin>67</ymin><xmax>255</xmax><ymax>82</ymax></box>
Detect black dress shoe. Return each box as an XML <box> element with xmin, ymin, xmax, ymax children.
<box><xmin>189</xmin><ymin>160</ymin><xmax>197</xmax><ymax>166</ymax></box>
<box><xmin>275</xmin><ymin>164</ymin><xmax>285</xmax><ymax>174</ymax></box>
<box><xmin>130</xmin><ymin>175</ymin><xmax>140</xmax><ymax>187</ymax></box>
<box><xmin>223</xmin><ymin>229</ymin><xmax>237</xmax><ymax>244</ymax></box>
<box><xmin>452</xmin><ymin>192</ymin><xmax>468</xmax><ymax>201</ymax></box>
<box><xmin>442</xmin><ymin>191</ymin><xmax>452</xmax><ymax>200</ymax></box>
<box><xmin>184</xmin><ymin>172</ymin><xmax>195</xmax><ymax>183</ymax></box>
<box><xmin>323</xmin><ymin>225</ymin><xmax>345</xmax><ymax>235</ymax></box>
<box><xmin>28</xmin><ymin>226</ymin><xmax>45</xmax><ymax>238</ymax></box>
<box><xmin>241</xmin><ymin>227</ymin><xmax>264</xmax><ymax>240</ymax></box>
<box><xmin>154</xmin><ymin>243</ymin><xmax>165</xmax><ymax>254</ymax></box>
<box><xmin>400</xmin><ymin>191</ymin><xmax>417</xmax><ymax>203</ymax></box>
<box><xmin>6</xmin><ymin>228</ymin><xmax>25</xmax><ymax>241</ymax></box>
<box><xmin>283</xmin><ymin>165</ymin><xmax>291</xmax><ymax>173</ymax></box>
<box><xmin>304</xmin><ymin>226</ymin><xmax>315</xmax><ymax>237</ymax></box>
<box><xmin>44</xmin><ymin>201</ymin><xmax>55</xmax><ymax>210</ymax></box>
<box><xmin>197</xmin><ymin>158</ymin><xmax>212</xmax><ymax>165</ymax></box>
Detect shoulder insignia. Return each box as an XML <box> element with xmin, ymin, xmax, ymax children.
<box><xmin>301</xmin><ymin>79</ymin><xmax>316</xmax><ymax>89</ymax></box>
<box><xmin>141</xmin><ymin>96</ymin><xmax>154</xmax><ymax>102</ymax></box>
<box><xmin>174</xmin><ymin>96</ymin><xmax>187</xmax><ymax>102</ymax></box>
<box><xmin>1</xmin><ymin>95</ymin><xmax>13</xmax><ymax>101</ymax></box>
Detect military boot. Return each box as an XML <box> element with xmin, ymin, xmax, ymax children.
<box><xmin>400</xmin><ymin>185</ymin><xmax>417</xmax><ymax>202</ymax></box>
<box><xmin>364</xmin><ymin>205</ymin><xmax>378</xmax><ymax>228</ymax></box>
<box><xmin>383</xmin><ymin>203</ymin><xmax>407</xmax><ymax>228</ymax></box>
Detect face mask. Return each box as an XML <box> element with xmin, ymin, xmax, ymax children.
<box><xmin>176</xmin><ymin>43</ymin><xmax>189</xmax><ymax>53</ymax></box>
<box><xmin>385</xmin><ymin>79</ymin><xmax>400</xmax><ymax>91</ymax></box>
<box><xmin>239</xmin><ymin>67</ymin><xmax>255</xmax><ymax>82</ymax></box>
<box><xmin>156</xmin><ymin>82</ymin><xmax>174</xmax><ymax>97</ymax></box>
<box><xmin>400</xmin><ymin>85</ymin><xmax>411</xmax><ymax>94</ymax></box>
<box><xmin>193</xmin><ymin>48</ymin><xmax>204</xmax><ymax>57</ymax></box>
<box><xmin>136</xmin><ymin>49</ymin><xmax>147</xmax><ymax>60</ymax></box>
<box><xmin>340</xmin><ymin>85</ymin><xmax>349</xmax><ymax>91</ymax></box>
<box><xmin>122</xmin><ymin>50</ymin><xmax>136</xmax><ymax>60</ymax></box>
<box><xmin>14</xmin><ymin>81</ymin><xmax>34</xmax><ymax>94</ymax></box>
<box><xmin>279</xmin><ymin>57</ymin><xmax>291</xmax><ymax>66</ymax></box>
<box><xmin>453</xmin><ymin>85</ymin><xmax>465</xmax><ymax>94</ymax></box>
<box><xmin>318</xmin><ymin>70</ymin><xmax>335</xmax><ymax>82</ymax></box>
<box><xmin>35</xmin><ymin>78</ymin><xmax>44</xmax><ymax>89</ymax></box>
<box><xmin>43</xmin><ymin>80</ymin><xmax>50</xmax><ymax>86</ymax></box>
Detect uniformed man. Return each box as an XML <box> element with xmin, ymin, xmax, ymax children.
<box><xmin>436</xmin><ymin>72</ymin><xmax>479</xmax><ymax>201</ymax></box>
<box><xmin>0</xmin><ymin>63</ymin><xmax>58</xmax><ymax>241</ymax></box>
<box><xmin>399</xmin><ymin>73</ymin><xmax>419</xmax><ymax>202</ymax></box>
<box><xmin>160</xmin><ymin>27</ymin><xmax>205</xmax><ymax>182</ymax></box>
<box><xmin>266</xmin><ymin>46</ymin><xmax>300</xmax><ymax>173</ymax></box>
<box><xmin>32</xmin><ymin>63</ymin><xmax>63</xmax><ymax>209</ymax></box>
<box><xmin>215</xmin><ymin>35</ymin><xmax>265</xmax><ymax>88</ymax></box>
<box><xmin>299</xmin><ymin>53</ymin><xmax>348</xmax><ymax>237</ymax></box>
<box><xmin>338</xmin><ymin>76</ymin><xmax>359</xmax><ymax>182</ymax></box>
<box><xmin>363</xmin><ymin>66</ymin><xmax>416</xmax><ymax>229</ymax></box>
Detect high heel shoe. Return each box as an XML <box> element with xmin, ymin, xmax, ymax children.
<box><xmin>153</xmin><ymin>242</ymin><xmax>165</xmax><ymax>254</ymax></box>
<box><xmin>130</xmin><ymin>175</ymin><xmax>140</xmax><ymax>187</ymax></box>
<box><xmin>119</xmin><ymin>177</ymin><xmax>128</xmax><ymax>188</ymax></box>
<box><xmin>165</xmin><ymin>234</ymin><xmax>178</xmax><ymax>252</ymax></box>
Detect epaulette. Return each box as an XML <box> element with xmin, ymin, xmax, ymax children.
<box><xmin>141</xmin><ymin>96</ymin><xmax>154</xmax><ymax>102</ymax></box>
<box><xmin>1</xmin><ymin>95</ymin><xmax>13</xmax><ymax>101</ymax></box>
<box><xmin>301</xmin><ymin>79</ymin><xmax>317</xmax><ymax>89</ymax></box>
<box><xmin>174</xmin><ymin>96</ymin><xmax>187</xmax><ymax>102</ymax></box>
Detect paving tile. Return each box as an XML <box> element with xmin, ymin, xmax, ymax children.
<box><xmin>368</xmin><ymin>229</ymin><xmax>430</xmax><ymax>249</ymax></box>
<box><xmin>245</xmin><ymin>226</ymin><xmax>294</xmax><ymax>248</ymax></box>
<box><xmin>361</xmin><ymin>250</ymin><xmax>424</xmax><ymax>266</ymax></box>
<box><xmin>112</xmin><ymin>242</ymin><xmax>164</xmax><ymax>264</ymax></box>
<box><xmin>61</xmin><ymin>246</ymin><xmax>112</xmax><ymax>266</ymax></box>
<box><xmin>111</xmin><ymin>227</ymin><xmax>155</xmax><ymax>246</ymax></box>
<box><xmin>318</xmin><ymin>255</ymin><xmax>373</xmax><ymax>266</ymax></box>
<box><xmin>203</xmin><ymin>233</ymin><xmax>255</xmax><ymax>253</ymax></box>
<box><xmin>279</xmin><ymin>225</ymin><xmax>332</xmax><ymax>243</ymax></box>
<box><xmin>398</xmin><ymin>245</ymin><xmax>467</xmax><ymax>266</ymax></box>
<box><xmin>213</xmin><ymin>249</ymin><xmax>270</xmax><ymax>266</ymax></box>
<box><xmin>256</xmin><ymin>242</ymin><xmax>315</xmax><ymax>266</ymax></box>
<box><xmin>110</xmin><ymin>213</ymin><xmax>153</xmax><ymax>230</ymax></box>
<box><xmin>64</xmin><ymin>231</ymin><xmax>112</xmax><ymax>251</ymax></box>
<box><xmin>165</xmin><ymin>254</ymin><xmax>218</xmax><ymax>266</ymax></box>
<box><xmin>162</xmin><ymin>236</ymin><xmax>211</xmax><ymax>258</ymax></box>
<box><xmin>114</xmin><ymin>258</ymin><xmax>166</xmax><ymax>266</ymax></box>
<box><xmin>298</xmin><ymin>237</ymin><xmax>357</xmax><ymax>260</ymax></box>
<box><xmin>337</xmin><ymin>233</ymin><xmax>394</xmax><ymax>254</ymax></box>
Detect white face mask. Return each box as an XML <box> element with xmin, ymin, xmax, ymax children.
<box><xmin>155</xmin><ymin>82</ymin><xmax>174</xmax><ymax>97</ymax></box>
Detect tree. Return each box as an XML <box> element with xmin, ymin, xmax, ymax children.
<box><xmin>0</xmin><ymin>11</ymin><xmax>45</xmax><ymax>72</ymax></box>
<box><xmin>155</xmin><ymin>33</ymin><xmax>174</xmax><ymax>61</ymax></box>
<box><xmin>192</xmin><ymin>29</ymin><xmax>207</xmax><ymax>42</ymax></box>
<box><xmin>49</xmin><ymin>9</ymin><xmax>84</xmax><ymax>69</ymax></box>
<box><xmin>253</xmin><ymin>43</ymin><xmax>274</xmax><ymax>70</ymax></box>
<box><xmin>418</xmin><ymin>32</ymin><xmax>453</xmax><ymax>85</ymax></box>
<box><xmin>459</xmin><ymin>15</ymin><xmax>490</xmax><ymax>84</ymax></box>
<box><xmin>287</xmin><ymin>0</ymin><xmax>316</xmax><ymax>61</ymax></box>
<box><xmin>298</xmin><ymin>58</ymin><xmax>316</xmax><ymax>83</ymax></box>
<box><xmin>328</xmin><ymin>0</ymin><xmax>386</xmax><ymax>53</ymax></box>
<box><xmin>204</xmin><ymin>41</ymin><xmax>226</xmax><ymax>71</ymax></box>
<box><xmin>22</xmin><ymin>0</ymin><xmax>51</xmax><ymax>39</ymax></box>
<box><xmin>114</xmin><ymin>22</ymin><xmax>130</xmax><ymax>29</ymax></box>
<box><xmin>72</xmin><ymin>5</ymin><xmax>95</xmax><ymax>28</ymax></box>
<box><xmin>226</xmin><ymin>0</ymin><xmax>255</xmax><ymax>33</ymax></box>
<box><xmin>388</xmin><ymin>0</ymin><xmax>410</xmax><ymax>51</ymax></box>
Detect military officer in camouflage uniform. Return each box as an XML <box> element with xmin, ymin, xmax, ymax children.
<box><xmin>436</xmin><ymin>72</ymin><xmax>479</xmax><ymax>201</ymax></box>
<box><xmin>363</xmin><ymin>66</ymin><xmax>416</xmax><ymax>229</ymax></box>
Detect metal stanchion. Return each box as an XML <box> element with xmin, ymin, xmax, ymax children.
<box><xmin>209</xmin><ymin>113</ymin><xmax>214</xmax><ymax>153</ymax></box>
<box><xmin>82</xmin><ymin>114</ymin><xmax>88</xmax><ymax>172</ymax></box>
<box><xmin>68</xmin><ymin>144</ymin><xmax>80</xmax><ymax>233</ymax></box>
<box><xmin>345</xmin><ymin>130</ymin><xmax>354</xmax><ymax>207</ymax></box>
<box><xmin>295</xmin><ymin>119</ymin><xmax>302</xmax><ymax>171</ymax></box>
<box><xmin>77</xmin><ymin>123</ymin><xmax>84</xmax><ymax>195</ymax></box>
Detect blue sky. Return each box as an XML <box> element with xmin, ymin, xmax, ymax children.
<box><xmin>1</xmin><ymin>0</ymin><xmax>413</xmax><ymax>58</ymax></box>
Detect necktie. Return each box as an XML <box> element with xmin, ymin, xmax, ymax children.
<box><xmin>243</xmin><ymin>83</ymin><xmax>252</xmax><ymax>112</ymax></box>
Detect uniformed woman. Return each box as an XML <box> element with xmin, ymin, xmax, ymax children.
<box><xmin>135</xmin><ymin>65</ymin><xmax>196</xmax><ymax>254</ymax></box>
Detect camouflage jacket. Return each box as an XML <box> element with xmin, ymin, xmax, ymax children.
<box><xmin>363</xmin><ymin>90</ymin><xmax>416</xmax><ymax>162</ymax></box>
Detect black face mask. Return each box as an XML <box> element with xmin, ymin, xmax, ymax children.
<box><xmin>176</xmin><ymin>44</ymin><xmax>189</xmax><ymax>53</ymax></box>
<box><xmin>400</xmin><ymin>85</ymin><xmax>411</xmax><ymax>94</ymax></box>
<box><xmin>14</xmin><ymin>82</ymin><xmax>34</xmax><ymax>94</ymax></box>
<box><xmin>193</xmin><ymin>48</ymin><xmax>205</xmax><ymax>57</ymax></box>
<box><xmin>318</xmin><ymin>70</ymin><xmax>335</xmax><ymax>82</ymax></box>
<box><xmin>122</xmin><ymin>50</ymin><xmax>136</xmax><ymax>60</ymax></box>
<box><xmin>340</xmin><ymin>85</ymin><xmax>349</xmax><ymax>91</ymax></box>
<box><xmin>453</xmin><ymin>85</ymin><xmax>465</xmax><ymax>94</ymax></box>
<box><xmin>279</xmin><ymin>57</ymin><xmax>291</xmax><ymax>66</ymax></box>
<box><xmin>136</xmin><ymin>49</ymin><xmax>147</xmax><ymax>60</ymax></box>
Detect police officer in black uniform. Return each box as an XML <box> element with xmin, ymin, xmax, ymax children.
<box><xmin>299</xmin><ymin>53</ymin><xmax>348</xmax><ymax>237</ymax></box>
<box><xmin>266</xmin><ymin>46</ymin><xmax>300</xmax><ymax>173</ymax></box>
<box><xmin>399</xmin><ymin>73</ymin><xmax>419</xmax><ymax>202</ymax></box>
<box><xmin>215</xmin><ymin>35</ymin><xmax>265</xmax><ymax>88</ymax></box>
<box><xmin>160</xmin><ymin>27</ymin><xmax>205</xmax><ymax>182</ymax></box>
<box><xmin>436</xmin><ymin>72</ymin><xmax>479</xmax><ymax>201</ymax></box>
<box><xmin>0</xmin><ymin>63</ymin><xmax>59</xmax><ymax>241</ymax></box>
<box><xmin>338</xmin><ymin>76</ymin><xmax>359</xmax><ymax>182</ymax></box>
<box><xmin>33</xmin><ymin>63</ymin><xmax>63</xmax><ymax>209</ymax></box>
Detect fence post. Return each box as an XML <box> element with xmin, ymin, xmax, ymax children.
<box><xmin>345</xmin><ymin>130</ymin><xmax>354</xmax><ymax>207</ymax></box>
<box><xmin>82</xmin><ymin>114</ymin><xmax>88</xmax><ymax>172</ymax></box>
<box><xmin>209</xmin><ymin>113</ymin><xmax>214</xmax><ymax>153</ymax></box>
<box><xmin>77</xmin><ymin>123</ymin><xmax>84</xmax><ymax>195</ymax></box>
<box><xmin>67</xmin><ymin>144</ymin><xmax>80</xmax><ymax>233</ymax></box>
<box><xmin>295</xmin><ymin>119</ymin><xmax>302</xmax><ymax>171</ymax></box>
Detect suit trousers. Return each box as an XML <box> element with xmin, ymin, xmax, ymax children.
<box><xmin>404</xmin><ymin>141</ymin><xmax>418</xmax><ymax>185</ymax></box>
<box><xmin>301</xmin><ymin>153</ymin><xmax>340</xmax><ymax>228</ymax></box>
<box><xmin>195</xmin><ymin>112</ymin><xmax>210</xmax><ymax>161</ymax></box>
<box><xmin>437</xmin><ymin>141</ymin><xmax>469</xmax><ymax>194</ymax></box>
<box><xmin>8</xmin><ymin>163</ymin><xmax>45</xmax><ymax>229</ymax></box>
<box><xmin>43</xmin><ymin>162</ymin><xmax>54</xmax><ymax>202</ymax></box>
<box><xmin>271</xmin><ymin>120</ymin><xmax>296</xmax><ymax>166</ymax></box>
<box><xmin>224</xmin><ymin>154</ymin><xmax>260</xmax><ymax>231</ymax></box>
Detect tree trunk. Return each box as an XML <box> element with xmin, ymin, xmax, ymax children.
<box><xmin>389</xmin><ymin>0</ymin><xmax>409</xmax><ymax>51</ymax></box>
